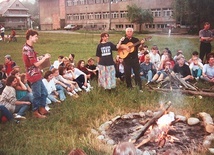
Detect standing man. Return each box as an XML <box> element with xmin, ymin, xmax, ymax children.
<box><xmin>199</xmin><ymin>22</ymin><xmax>213</xmax><ymax>63</ymax></box>
<box><xmin>0</xmin><ymin>25</ymin><xmax>5</xmax><ymax>42</ymax></box>
<box><xmin>117</xmin><ymin>27</ymin><xmax>144</xmax><ymax>91</ymax></box>
<box><xmin>22</xmin><ymin>29</ymin><xmax>50</xmax><ymax>118</ymax></box>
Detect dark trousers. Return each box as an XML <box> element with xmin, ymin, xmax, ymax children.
<box><xmin>124</xmin><ymin>58</ymin><xmax>142</xmax><ymax>90</ymax></box>
<box><xmin>200</xmin><ymin>42</ymin><xmax>211</xmax><ymax>63</ymax></box>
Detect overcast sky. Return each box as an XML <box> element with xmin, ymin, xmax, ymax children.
<box><xmin>0</xmin><ymin>0</ymin><xmax>35</xmax><ymax>3</ymax></box>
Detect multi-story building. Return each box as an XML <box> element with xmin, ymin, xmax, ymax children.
<box><xmin>39</xmin><ymin>0</ymin><xmax>176</xmax><ymax>31</ymax></box>
<box><xmin>0</xmin><ymin>0</ymin><xmax>31</xmax><ymax>29</ymax></box>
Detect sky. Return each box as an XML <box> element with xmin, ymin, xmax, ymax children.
<box><xmin>0</xmin><ymin>0</ymin><xmax>35</xmax><ymax>3</ymax></box>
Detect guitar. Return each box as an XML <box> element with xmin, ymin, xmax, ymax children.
<box><xmin>118</xmin><ymin>36</ymin><xmax>152</xmax><ymax>59</ymax></box>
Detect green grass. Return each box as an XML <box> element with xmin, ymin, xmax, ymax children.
<box><xmin>0</xmin><ymin>31</ymin><xmax>213</xmax><ymax>155</ymax></box>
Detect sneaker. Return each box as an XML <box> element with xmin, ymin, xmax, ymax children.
<box><xmin>139</xmin><ymin>90</ymin><xmax>144</xmax><ymax>93</ymax></box>
<box><xmin>77</xmin><ymin>88</ymin><xmax>82</xmax><ymax>92</ymax></box>
<box><xmin>45</xmin><ymin>105</ymin><xmax>51</xmax><ymax>111</ymax></box>
<box><xmin>195</xmin><ymin>77</ymin><xmax>199</xmax><ymax>81</ymax></box>
<box><xmin>145</xmin><ymin>81</ymin><xmax>150</xmax><ymax>86</ymax></box>
<box><xmin>67</xmin><ymin>92</ymin><xmax>73</xmax><ymax>96</ymax></box>
<box><xmin>85</xmin><ymin>88</ymin><xmax>90</xmax><ymax>92</ymax></box>
<box><xmin>14</xmin><ymin>115</ymin><xmax>26</xmax><ymax>120</ymax></box>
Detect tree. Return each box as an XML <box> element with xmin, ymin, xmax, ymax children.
<box><xmin>173</xmin><ymin>0</ymin><xmax>214</xmax><ymax>32</ymax></box>
<box><xmin>126</xmin><ymin>4</ymin><xmax>153</xmax><ymax>33</ymax></box>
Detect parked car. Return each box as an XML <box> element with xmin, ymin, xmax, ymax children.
<box><xmin>64</xmin><ymin>24</ymin><xmax>79</xmax><ymax>30</ymax></box>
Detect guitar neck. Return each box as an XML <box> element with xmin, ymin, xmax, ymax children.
<box><xmin>130</xmin><ymin>37</ymin><xmax>151</xmax><ymax>48</ymax></box>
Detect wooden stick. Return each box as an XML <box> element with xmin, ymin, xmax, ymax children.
<box><xmin>131</xmin><ymin>101</ymin><xmax>172</xmax><ymax>143</ymax></box>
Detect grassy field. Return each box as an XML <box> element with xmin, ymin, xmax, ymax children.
<box><xmin>0</xmin><ymin>30</ymin><xmax>213</xmax><ymax>155</ymax></box>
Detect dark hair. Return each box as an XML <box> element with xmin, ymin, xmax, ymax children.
<box><xmin>51</xmin><ymin>68</ymin><xmax>58</xmax><ymax>74</ymax></box>
<box><xmin>43</xmin><ymin>70</ymin><xmax>53</xmax><ymax>79</ymax></box>
<box><xmin>58</xmin><ymin>66</ymin><xmax>66</xmax><ymax>75</ymax></box>
<box><xmin>58</xmin><ymin>55</ymin><xmax>64</xmax><ymax>59</ymax></box>
<box><xmin>26</xmin><ymin>29</ymin><xmax>38</xmax><ymax>40</ymax></box>
<box><xmin>70</xmin><ymin>54</ymin><xmax>75</xmax><ymax>58</ymax></box>
<box><xmin>77</xmin><ymin>60</ymin><xmax>85</xmax><ymax>69</ymax></box>
<box><xmin>204</xmin><ymin>22</ymin><xmax>210</xmax><ymax>26</ymax></box>
<box><xmin>100</xmin><ymin>32</ymin><xmax>109</xmax><ymax>43</ymax></box>
<box><xmin>6</xmin><ymin>75</ymin><xmax>16</xmax><ymax>86</ymax></box>
<box><xmin>10</xmin><ymin>69</ymin><xmax>19</xmax><ymax>76</ymax></box>
<box><xmin>207</xmin><ymin>53</ymin><xmax>214</xmax><ymax>62</ymax></box>
<box><xmin>192</xmin><ymin>51</ymin><xmax>199</xmax><ymax>56</ymax></box>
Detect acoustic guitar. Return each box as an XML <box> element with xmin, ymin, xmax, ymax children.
<box><xmin>118</xmin><ymin>36</ymin><xmax>152</xmax><ymax>59</ymax></box>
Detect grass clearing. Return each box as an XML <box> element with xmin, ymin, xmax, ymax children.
<box><xmin>0</xmin><ymin>31</ymin><xmax>213</xmax><ymax>155</ymax></box>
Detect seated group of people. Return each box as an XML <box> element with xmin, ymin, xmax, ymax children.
<box><xmin>0</xmin><ymin>54</ymin><xmax>98</xmax><ymax>123</ymax></box>
<box><xmin>115</xmin><ymin>44</ymin><xmax>214</xmax><ymax>85</ymax></box>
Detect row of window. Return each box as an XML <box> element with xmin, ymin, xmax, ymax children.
<box><xmin>67</xmin><ymin>11</ymin><xmax>127</xmax><ymax>20</ymax></box>
<box><xmin>66</xmin><ymin>0</ymin><xmax>126</xmax><ymax>6</ymax></box>
<box><xmin>151</xmin><ymin>8</ymin><xmax>173</xmax><ymax>17</ymax></box>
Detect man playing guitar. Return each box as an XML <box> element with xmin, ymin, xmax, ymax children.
<box><xmin>117</xmin><ymin>27</ymin><xmax>145</xmax><ymax>92</ymax></box>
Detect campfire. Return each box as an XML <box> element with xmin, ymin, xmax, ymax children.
<box><xmin>93</xmin><ymin>101</ymin><xmax>214</xmax><ymax>155</ymax></box>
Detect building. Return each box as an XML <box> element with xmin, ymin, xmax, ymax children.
<box><xmin>39</xmin><ymin>0</ymin><xmax>176</xmax><ymax>31</ymax></box>
<box><xmin>0</xmin><ymin>0</ymin><xmax>31</xmax><ymax>29</ymax></box>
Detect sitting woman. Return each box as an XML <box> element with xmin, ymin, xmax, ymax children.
<box><xmin>77</xmin><ymin>60</ymin><xmax>91</xmax><ymax>80</ymax></box>
<box><xmin>0</xmin><ymin>75</ymin><xmax>31</xmax><ymax>119</ymax></box>
<box><xmin>140</xmin><ymin>54</ymin><xmax>156</xmax><ymax>84</ymax></box>
<box><xmin>64</xmin><ymin>63</ymin><xmax>91</xmax><ymax>92</ymax></box>
<box><xmin>42</xmin><ymin>71</ymin><xmax>66</xmax><ymax>104</ymax></box>
<box><xmin>15</xmin><ymin>73</ymin><xmax>34</xmax><ymax>105</ymax></box>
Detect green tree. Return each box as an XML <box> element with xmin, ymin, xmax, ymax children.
<box><xmin>173</xmin><ymin>0</ymin><xmax>214</xmax><ymax>31</ymax></box>
<box><xmin>126</xmin><ymin>4</ymin><xmax>153</xmax><ymax>33</ymax></box>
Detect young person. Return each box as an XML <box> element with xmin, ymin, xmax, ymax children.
<box><xmin>96</xmin><ymin>32</ymin><xmax>118</xmax><ymax>90</ymax></box>
<box><xmin>22</xmin><ymin>29</ymin><xmax>50</xmax><ymax>118</ymax></box>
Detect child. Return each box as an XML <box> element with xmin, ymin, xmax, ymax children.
<box><xmin>189</xmin><ymin>56</ymin><xmax>203</xmax><ymax>80</ymax></box>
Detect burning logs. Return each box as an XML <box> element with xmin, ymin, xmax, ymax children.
<box><xmin>130</xmin><ymin>101</ymin><xmax>172</xmax><ymax>143</ymax></box>
<box><xmin>93</xmin><ymin>103</ymin><xmax>214</xmax><ymax>154</ymax></box>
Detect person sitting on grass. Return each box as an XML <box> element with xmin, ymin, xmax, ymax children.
<box><xmin>188</xmin><ymin>51</ymin><xmax>202</xmax><ymax>64</ymax></box>
<box><xmin>0</xmin><ymin>75</ymin><xmax>31</xmax><ymax>120</ymax></box>
<box><xmin>65</xmin><ymin>63</ymin><xmax>91</xmax><ymax>92</ymax></box>
<box><xmin>0</xmin><ymin>64</ymin><xmax>7</xmax><ymax>95</ymax></box>
<box><xmin>51</xmin><ymin>55</ymin><xmax>64</xmax><ymax>69</ymax></box>
<box><xmin>85</xmin><ymin>57</ymin><xmax>98</xmax><ymax>80</ymax></box>
<box><xmin>140</xmin><ymin>54</ymin><xmax>156</xmax><ymax>84</ymax></box>
<box><xmin>201</xmin><ymin>53</ymin><xmax>214</xmax><ymax>83</ymax></box>
<box><xmin>4</xmin><ymin>54</ymin><xmax>16</xmax><ymax>77</ymax></box>
<box><xmin>52</xmin><ymin>67</ymin><xmax>80</xmax><ymax>98</ymax></box>
<box><xmin>173</xmin><ymin>55</ymin><xmax>193</xmax><ymax>81</ymax></box>
<box><xmin>77</xmin><ymin>60</ymin><xmax>91</xmax><ymax>80</ymax></box>
<box><xmin>42</xmin><ymin>70</ymin><xmax>66</xmax><ymax>105</ymax></box>
<box><xmin>189</xmin><ymin>55</ymin><xmax>203</xmax><ymax>81</ymax></box>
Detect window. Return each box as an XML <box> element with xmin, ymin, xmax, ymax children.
<box><xmin>66</xmin><ymin>0</ymin><xmax>73</xmax><ymax>6</ymax></box>
<box><xmin>80</xmin><ymin>13</ymin><xmax>85</xmax><ymax>20</ymax></box>
<box><xmin>157</xmin><ymin>24</ymin><xmax>167</xmax><ymax>28</ymax></box>
<box><xmin>102</xmin><ymin>12</ymin><xmax>108</xmax><ymax>19</ymax></box>
<box><xmin>16</xmin><ymin>4</ymin><xmax>19</xmax><ymax>7</ymax></box>
<box><xmin>95</xmin><ymin>12</ymin><xmax>102</xmax><ymax>19</ymax></box>
<box><xmin>120</xmin><ymin>11</ymin><xmax>127</xmax><ymax>18</ymax></box>
<box><xmin>145</xmin><ymin>24</ymin><xmax>155</xmax><ymax>29</ymax></box>
<box><xmin>88</xmin><ymin>13</ymin><xmax>94</xmax><ymax>19</ymax></box>
<box><xmin>112</xmin><ymin>11</ymin><xmax>119</xmax><ymax>18</ymax></box>
<box><xmin>125</xmin><ymin>24</ymin><xmax>133</xmax><ymax>28</ymax></box>
<box><xmin>151</xmin><ymin>9</ymin><xmax>161</xmax><ymax>17</ymax></box>
<box><xmin>163</xmin><ymin>8</ymin><xmax>173</xmax><ymax>17</ymax></box>
<box><xmin>116</xmin><ymin>24</ymin><xmax>123</xmax><ymax>29</ymax></box>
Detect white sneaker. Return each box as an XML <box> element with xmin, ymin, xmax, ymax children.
<box><xmin>45</xmin><ymin>105</ymin><xmax>51</xmax><ymax>111</ymax></box>
<box><xmin>14</xmin><ymin>115</ymin><xmax>26</xmax><ymax>120</ymax></box>
<box><xmin>77</xmin><ymin>88</ymin><xmax>82</xmax><ymax>92</ymax></box>
<box><xmin>67</xmin><ymin>92</ymin><xmax>73</xmax><ymax>96</ymax></box>
<box><xmin>85</xmin><ymin>88</ymin><xmax>90</xmax><ymax>92</ymax></box>
<box><xmin>74</xmin><ymin>88</ymin><xmax>79</xmax><ymax>92</ymax></box>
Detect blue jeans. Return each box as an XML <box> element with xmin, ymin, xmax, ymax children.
<box><xmin>0</xmin><ymin>105</ymin><xmax>13</xmax><ymax>121</ymax></box>
<box><xmin>15</xmin><ymin>104</ymin><xmax>30</xmax><ymax>116</ymax></box>
<box><xmin>18</xmin><ymin>92</ymin><xmax>34</xmax><ymax>104</ymax></box>
<box><xmin>192</xmin><ymin>69</ymin><xmax>202</xmax><ymax>78</ymax></box>
<box><xmin>140</xmin><ymin>70</ymin><xmax>153</xmax><ymax>82</ymax></box>
<box><xmin>31</xmin><ymin>80</ymin><xmax>48</xmax><ymax>111</ymax></box>
<box><xmin>56</xmin><ymin>84</ymin><xmax>66</xmax><ymax>101</ymax></box>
